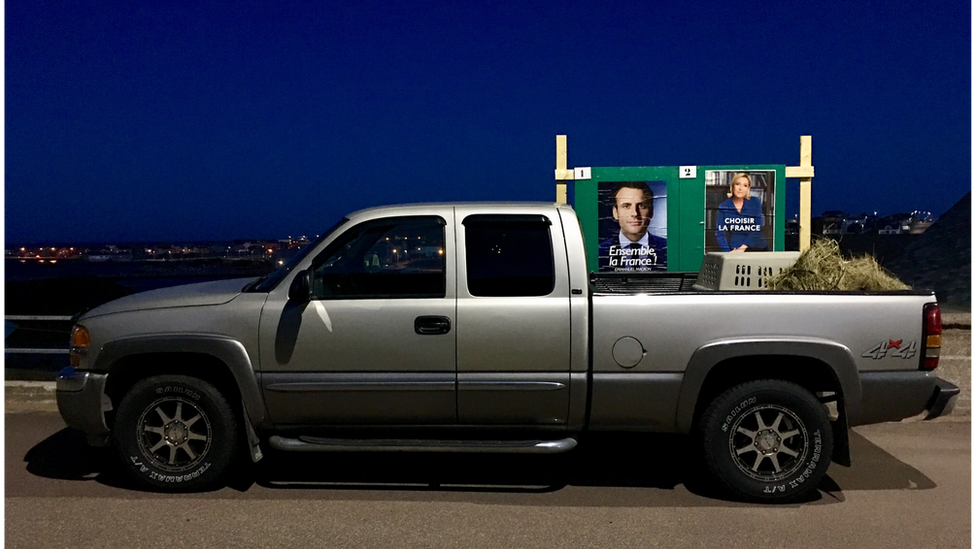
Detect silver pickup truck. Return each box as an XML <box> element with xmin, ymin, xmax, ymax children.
<box><xmin>57</xmin><ymin>203</ymin><xmax>958</xmax><ymax>501</ymax></box>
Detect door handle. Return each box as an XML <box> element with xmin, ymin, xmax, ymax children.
<box><xmin>415</xmin><ymin>316</ymin><xmax>451</xmax><ymax>335</ymax></box>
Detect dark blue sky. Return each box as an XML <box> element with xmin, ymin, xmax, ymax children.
<box><xmin>6</xmin><ymin>0</ymin><xmax>971</xmax><ymax>243</ymax></box>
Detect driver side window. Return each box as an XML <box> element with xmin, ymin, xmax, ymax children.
<box><xmin>311</xmin><ymin>216</ymin><xmax>446</xmax><ymax>299</ymax></box>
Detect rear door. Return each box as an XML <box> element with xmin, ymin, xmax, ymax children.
<box><xmin>454</xmin><ymin>207</ymin><xmax>572</xmax><ymax>425</ymax></box>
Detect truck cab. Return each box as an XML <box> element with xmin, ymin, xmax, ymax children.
<box><xmin>255</xmin><ymin>203</ymin><xmax>589</xmax><ymax>431</ymax></box>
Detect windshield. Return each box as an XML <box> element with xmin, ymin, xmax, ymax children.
<box><xmin>246</xmin><ymin>217</ymin><xmax>349</xmax><ymax>293</ymax></box>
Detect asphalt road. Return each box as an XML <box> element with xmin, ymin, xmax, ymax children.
<box><xmin>5</xmin><ymin>412</ymin><xmax>970</xmax><ymax>549</ymax></box>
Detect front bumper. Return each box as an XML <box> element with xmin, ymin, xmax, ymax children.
<box><xmin>56</xmin><ymin>367</ymin><xmax>112</xmax><ymax>443</ymax></box>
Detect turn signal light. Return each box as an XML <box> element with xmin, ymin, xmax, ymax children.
<box><xmin>69</xmin><ymin>325</ymin><xmax>90</xmax><ymax>367</ymax></box>
<box><xmin>70</xmin><ymin>325</ymin><xmax>91</xmax><ymax>348</ymax></box>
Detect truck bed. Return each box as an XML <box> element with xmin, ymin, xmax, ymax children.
<box><xmin>590</xmin><ymin>272</ymin><xmax>700</xmax><ymax>294</ymax></box>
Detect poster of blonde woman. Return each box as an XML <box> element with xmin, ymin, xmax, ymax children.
<box><xmin>705</xmin><ymin>170</ymin><xmax>774</xmax><ymax>253</ymax></box>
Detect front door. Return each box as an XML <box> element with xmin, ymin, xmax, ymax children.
<box><xmin>259</xmin><ymin>210</ymin><xmax>457</xmax><ymax>426</ymax></box>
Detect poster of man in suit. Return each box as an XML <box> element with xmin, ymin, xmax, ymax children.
<box><xmin>597</xmin><ymin>180</ymin><xmax>667</xmax><ymax>272</ymax></box>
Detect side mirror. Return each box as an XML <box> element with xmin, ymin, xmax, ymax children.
<box><xmin>288</xmin><ymin>269</ymin><xmax>313</xmax><ymax>303</ymax></box>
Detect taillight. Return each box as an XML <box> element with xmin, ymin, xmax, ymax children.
<box><xmin>921</xmin><ymin>303</ymin><xmax>941</xmax><ymax>371</ymax></box>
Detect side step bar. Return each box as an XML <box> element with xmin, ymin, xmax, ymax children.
<box><xmin>268</xmin><ymin>435</ymin><xmax>578</xmax><ymax>454</ymax></box>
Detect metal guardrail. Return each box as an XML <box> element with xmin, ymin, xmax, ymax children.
<box><xmin>6</xmin><ymin>315</ymin><xmax>73</xmax><ymax>321</ymax></box>
<box><xmin>0</xmin><ymin>347</ymin><xmax>71</xmax><ymax>355</ymax></box>
<box><xmin>5</xmin><ymin>315</ymin><xmax>72</xmax><ymax>355</ymax></box>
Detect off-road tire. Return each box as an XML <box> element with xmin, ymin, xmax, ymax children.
<box><xmin>113</xmin><ymin>375</ymin><xmax>238</xmax><ymax>491</ymax></box>
<box><xmin>699</xmin><ymin>379</ymin><xmax>833</xmax><ymax>502</ymax></box>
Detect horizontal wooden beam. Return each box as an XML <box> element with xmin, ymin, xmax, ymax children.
<box><xmin>554</xmin><ymin>168</ymin><xmax>575</xmax><ymax>181</ymax></box>
<box><xmin>786</xmin><ymin>166</ymin><xmax>815</xmax><ymax>178</ymax></box>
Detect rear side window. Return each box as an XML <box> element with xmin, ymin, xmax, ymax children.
<box><xmin>463</xmin><ymin>215</ymin><xmax>555</xmax><ymax>297</ymax></box>
<box><xmin>312</xmin><ymin>216</ymin><xmax>446</xmax><ymax>299</ymax></box>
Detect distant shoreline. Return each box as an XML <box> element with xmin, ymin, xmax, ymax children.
<box><xmin>6</xmin><ymin>256</ymin><xmax>276</xmax><ymax>282</ymax></box>
<box><xmin>5</xmin><ymin>256</ymin><xmax>276</xmax><ymax>263</ymax></box>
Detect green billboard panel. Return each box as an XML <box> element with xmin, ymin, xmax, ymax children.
<box><xmin>570</xmin><ymin>165</ymin><xmax>786</xmax><ymax>273</ymax></box>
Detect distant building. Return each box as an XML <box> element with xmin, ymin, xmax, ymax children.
<box><xmin>843</xmin><ymin>212</ymin><xmax>879</xmax><ymax>234</ymax></box>
<box><xmin>821</xmin><ymin>210</ymin><xmax>847</xmax><ymax>235</ymax></box>
<box><xmin>878</xmin><ymin>213</ymin><xmax>912</xmax><ymax>235</ymax></box>
<box><xmin>814</xmin><ymin>209</ymin><xmax>936</xmax><ymax>237</ymax></box>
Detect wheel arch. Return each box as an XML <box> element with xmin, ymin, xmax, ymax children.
<box><xmin>676</xmin><ymin>339</ymin><xmax>860</xmax><ymax>466</ymax></box>
<box><xmin>96</xmin><ymin>335</ymin><xmax>267</xmax><ymax>428</ymax></box>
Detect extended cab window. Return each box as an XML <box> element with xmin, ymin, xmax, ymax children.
<box><xmin>312</xmin><ymin>216</ymin><xmax>446</xmax><ymax>299</ymax></box>
<box><xmin>463</xmin><ymin>215</ymin><xmax>555</xmax><ymax>297</ymax></box>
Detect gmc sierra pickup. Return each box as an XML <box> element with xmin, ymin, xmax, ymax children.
<box><xmin>57</xmin><ymin>202</ymin><xmax>958</xmax><ymax>501</ymax></box>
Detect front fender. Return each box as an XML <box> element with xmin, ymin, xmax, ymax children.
<box><xmin>93</xmin><ymin>334</ymin><xmax>267</xmax><ymax>426</ymax></box>
<box><xmin>675</xmin><ymin>337</ymin><xmax>862</xmax><ymax>433</ymax></box>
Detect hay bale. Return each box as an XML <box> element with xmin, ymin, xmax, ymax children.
<box><xmin>768</xmin><ymin>239</ymin><xmax>910</xmax><ymax>291</ymax></box>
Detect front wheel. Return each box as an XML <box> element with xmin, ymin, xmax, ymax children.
<box><xmin>113</xmin><ymin>375</ymin><xmax>238</xmax><ymax>491</ymax></box>
<box><xmin>698</xmin><ymin>380</ymin><xmax>833</xmax><ymax>502</ymax></box>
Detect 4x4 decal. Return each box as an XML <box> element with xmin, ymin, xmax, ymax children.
<box><xmin>862</xmin><ymin>339</ymin><xmax>917</xmax><ymax>360</ymax></box>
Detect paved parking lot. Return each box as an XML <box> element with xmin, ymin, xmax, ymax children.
<box><xmin>5</xmin><ymin>411</ymin><xmax>970</xmax><ymax>549</ymax></box>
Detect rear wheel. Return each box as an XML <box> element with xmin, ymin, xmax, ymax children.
<box><xmin>698</xmin><ymin>379</ymin><xmax>833</xmax><ymax>502</ymax></box>
<box><xmin>113</xmin><ymin>375</ymin><xmax>238</xmax><ymax>491</ymax></box>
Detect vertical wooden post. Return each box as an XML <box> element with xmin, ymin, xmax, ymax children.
<box><xmin>786</xmin><ymin>136</ymin><xmax>815</xmax><ymax>252</ymax></box>
<box><xmin>798</xmin><ymin>136</ymin><xmax>812</xmax><ymax>252</ymax></box>
<box><xmin>555</xmin><ymin>135</ymin><xmax>568</xmax><ymax>204</ymax></box>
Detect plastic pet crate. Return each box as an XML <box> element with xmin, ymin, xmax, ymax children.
<box><xmin>694</xmin><ymin>252</ymin><xmax>801</xmax><ymax>291</ymax></box>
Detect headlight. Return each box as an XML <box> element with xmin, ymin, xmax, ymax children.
<box><xmin>69</xmin><ymin>325</ymin><xmax>90</xmax><ymax>367</ymax></box>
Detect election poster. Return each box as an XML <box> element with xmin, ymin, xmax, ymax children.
<box><xmin>597</xmin><ymin>180</ymin><xmax>668</xmax><ymax>272</ymax></box>
<box><xmin>705</xmin><ymin>170</ymin><xmax>774</xmax><ymax>253</ymax></box>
